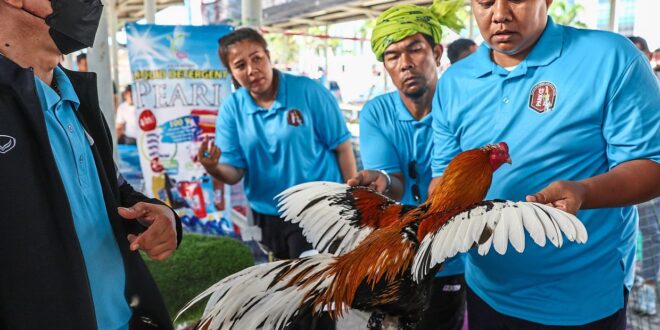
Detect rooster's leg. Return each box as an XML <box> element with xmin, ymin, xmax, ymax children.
<box><xmin>367</xmin><ymin>311</ymin><xmax>386</xmax><ymax>330</ymax></box>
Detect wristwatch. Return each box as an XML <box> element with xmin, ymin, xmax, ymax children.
<box><xmin>377</xmin><ymin>170</ymin><xmax>392</xmax><ymax>194</ymax></box>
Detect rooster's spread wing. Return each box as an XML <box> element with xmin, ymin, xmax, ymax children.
<box><xmin>277</xmin><ymin>181</ymin><xmax>409</xmax><ymax>255</ymax></box>
<box><xmin>412</xmin><ymin>201</ymin><xmax>588</xmax><ymax>282</ymax></box>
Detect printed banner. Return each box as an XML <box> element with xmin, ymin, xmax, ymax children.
<box><xmin>126</xmin><ymin>23</ymin><xmax>239</xmax><ymax>236</ymax></box>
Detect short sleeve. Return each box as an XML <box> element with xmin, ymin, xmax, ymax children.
<box><xmin>309</xmin><ymin>82</ymin><xmax>351</xmax><ymax>150</ymax></box>
<box><xmin>603</xmin><ymin>54</ymin><xmax>660</xmax><ymax>169</ymax></box>
<box><xmin>431</xmin><ymin>87</ymin><xmax>462</xmax><ymax>177</ymax></box>
<box><xmin>359</xmin><ymin>104</ymin><xmax>400</xmax><ymax>173</ymax></box>
<box><xmin>215</xmin><ymin>98</ymin><xmax>247</xmax><ymax>169</ymax></box>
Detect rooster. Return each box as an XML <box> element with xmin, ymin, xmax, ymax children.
<box><xmin>179</xmin><ymin>142</ymin><xmax>588</xmax><ymax>330</ymax></box>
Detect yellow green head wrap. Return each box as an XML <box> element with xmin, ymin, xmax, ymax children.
<box><xmin>371</xmin><ymin>0</ymin><xmax>465</xmax><ymax>61</ymax></box>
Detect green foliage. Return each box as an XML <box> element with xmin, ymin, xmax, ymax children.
<box><xmin>306</xmin><ymin>26</ymin><xmax>342</xmax><ymax>57</ymax></box>
<box><xmin>142</xmin><ymin>234</ymin><xmax>255</xmax><ymax>323</ymax></box>
<box><xmin>357</xmin><ymin>19</ymin><xmax>376</xmax><ymax>41</ymax></box>
<box><xmin>356</xmin><ymin>19</ymin><xmax>376</xmax><ymax>54</ymax></box>
<box><xmin>549</xmin><ymin>0</ymin><xmax>587</xmax><ymax>28</ymax></box>
<box><xmin>265</xmin><ymin>33</ymin><xmax>300</xmax><ymax>67</ymax></box>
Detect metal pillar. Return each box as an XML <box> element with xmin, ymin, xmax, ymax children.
<box><xmin>88</xmin><ymin>7</ymin><xmax>117</xmax><ymax>148</ymax></box>
<box><xmin>324</xmin><ymin>24</ymin><xmax>329</xmax><ymax>84</ymax></box>
<box><xmin>468</xmin><ymin>4</ymin><xmax>475</xmax><ymax>40</ymax></box>
<box><xmin>108</xmin><ymin>0</ymin><xmax>119</xmax><ymax>100</ymax></box>
<box><xmin>607</xmin><ymin>0</ymin><xmax>617</xmax><ymax>31</ymax></box>
<box><xmin>145</xmin><ymin>0</ymin><xmax>156</xmax><ymax>24</ymax></box>
<box><xmin>62</xmin><ymin>54</ymin><xmax>74</xmax><ymax>70</ymax></box>
<box><xmin>241</xmin><ymin>0</ymin><xmax>262</xmax><ymax>27</ymax></box>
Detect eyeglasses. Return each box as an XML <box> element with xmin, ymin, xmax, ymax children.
<box><xmin>408</xmin><ymin>160</ymin><xmax>421</xmax><ymax>203</ymax></box>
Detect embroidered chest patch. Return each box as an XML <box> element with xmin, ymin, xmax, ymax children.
<box><xmin>528</xmin><ymin>81</ymin><xmax>557</xmax><ymax>113</ymax></box>
<box><xmin>287</xmin><ymin>109</ymin><xmax>304</xmax><ymax>127</ymax></box>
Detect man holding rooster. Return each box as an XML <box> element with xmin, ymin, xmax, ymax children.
<box><xmin>347</xmin><ymin>0</ymin><xmax>467</xmax><ymax>328</ymax></box>
<box><xmin>431</xmin><ymin>0</ymin><xmax>660</xmax><ymax>328</ymax></box>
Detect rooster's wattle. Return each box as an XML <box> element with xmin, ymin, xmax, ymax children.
<box><xmin>180</xmin><ymin>142</ymin><xmax>588</xmax><ymax>330</ymax></box>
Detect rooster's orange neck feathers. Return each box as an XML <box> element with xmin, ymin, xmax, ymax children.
<box><xmin>417</xmin><ymin>149</ymin><xmax>495</xmax><ymax>240</ymax></box>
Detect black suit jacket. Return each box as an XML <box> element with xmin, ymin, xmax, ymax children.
<box><xmin>0</xmin><ymin>55</ymin><xmax>182</xmax><ymax>329</ymax></box>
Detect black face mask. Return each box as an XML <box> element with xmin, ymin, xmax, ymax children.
<box><xmin>25</xmin><ymin>0</ymin><xmax>104</xmax><ymax>54</ymax></box>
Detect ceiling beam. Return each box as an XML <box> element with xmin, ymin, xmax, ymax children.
<box><xmin>290</xmin><ymin>17</ymin><xmax>328</xmax><ymax>26</ymax></box>
<box><xmin>336</xmin><ymin>5</ymin><xmax>382</xmax><ymax>18</ymax></box>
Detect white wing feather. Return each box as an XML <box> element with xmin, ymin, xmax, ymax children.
<box><xmin>505</xmin><ymin>206</ymin><xmax>525</xmax><ymax>253</ymax></box>
<box><xmin>519</xmin><ymin>205</ymin><xmax>546</xmax><ymax>247</ymax></box>
<box><xmin>412</xmin><ymin>201</ymin><xmax>588</xmax><ymax>282</ymax></box>
<box><xmin>530</xmin><ymin>203</ymin><xmax>563</xmax><ymax>247</ymax></box>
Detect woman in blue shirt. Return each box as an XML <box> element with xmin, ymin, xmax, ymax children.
<box><xmin>198</xmin><ymin>28</ymin><xmax>356</xmax><ymax>262</ymax></box>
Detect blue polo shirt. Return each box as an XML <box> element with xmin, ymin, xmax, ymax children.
<box><xmin>35</xmin><ymin>67</ymin><xmax>131</xmax><ymax>329</ymax></box>
<box><xmin>216</xmin><ymin>70</ymin><xmax>351</xmax><ymax>215</ymax></box>
<box><xmin>359</xmin><ymin>92</ymin><xmax>464</xmax><ymax>276</ymax></box>
<box><xmin>431</xmin><ymin>18</ymin><xmax>660</xmax><ymax>325</ymax></box>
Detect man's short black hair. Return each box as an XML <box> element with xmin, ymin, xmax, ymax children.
<box><xmin>76</xmin><ymin>53</ymin><xmax>87</xmax><ymax>63</ymax></box>
<box><xmin>447</xmin><ymin>38</ymin><xmax>476</xmax><ymax>64</ymax></box>
<box><xmin>628</xmin><ymin>36</ymin><xmax>649</xmax><ymax>53</ymax></box>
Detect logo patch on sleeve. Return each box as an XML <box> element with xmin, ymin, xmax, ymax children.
<box><xmin>0</xmin><ymin>135</ymin><xmax>16</xmax><ymax>154</ymax></box>
<box><xmin>287</xmin><ymin>109</ymin><xmax>304</xmax><ymax>127</ymax></box>
<box><xmin>528</xmin><ymin>82</ymin><xmax>557</xmax><ymax>113</ymax></box>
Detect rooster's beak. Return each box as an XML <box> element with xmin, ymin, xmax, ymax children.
<box><xmin>506</xmin><ymin>157</ymin><xmax>512</xmax><ymax>165</ymax></box>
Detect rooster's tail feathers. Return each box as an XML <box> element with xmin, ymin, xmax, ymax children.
<box><xmin>178</xmin><ymin>255</ymin><xmax>338</xmax><ymax>330</ymax></box>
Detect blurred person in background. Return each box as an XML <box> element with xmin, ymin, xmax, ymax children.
<box><xmin>347</xmin><ymin>1</ymin><xmax>467</xmax><ymax>329</ymax></box>
<box><xmin>447</xmin><ymin>38</ymin><xmax>477</xmax><ymax>64</ymax></box>
<box><xmin>76</xmin><ymin>52</ymin><xmax>88</xmax><ymax>72</ymax></box>
<box><xmin>198</xmin><ymin>27</ymin><xmax>357</xmax><ymax>330</ymax></box>
<box><xmin>629</xmin><ymin>36</ymin><xmax>658</xmax><ymax>82</ymax></box>
<box><xmin>653</xmin><ymin>48</ymin><xmax>660</xmax><ymax>77</ymax></box>
<box><xmin>116</xmin><ymin>85</ymin><xmax>137</xmax><ymax>145</ymax></box>
<box><xmin>628</xmin><ymin>36</ymin><xmax>652</xmax><ymax>62</ymax></box>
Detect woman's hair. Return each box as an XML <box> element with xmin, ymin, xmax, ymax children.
<box><xmin>218</xmin><ymin>27</ymin><xmax>269</xmax><ymax>70</ymax></box>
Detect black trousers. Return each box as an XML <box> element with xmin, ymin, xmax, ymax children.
<box><xmin>418</xmin><ymin>274</ymin><xmax>466</xmax><ymax>330</ymax></box>
<box><xmin>253</xmin><ymin>209</ymin><xmax>313</xmax><ymax>260</ymax></box>
<box><xmin>466</xmin><ymin>286</ymin><xmax>629</xmax><ymax>330</ymax></box>
<box><xmin>253</xmin><ymin>209</ymin><xmax>335</xmax><ymax>330</ymax></box>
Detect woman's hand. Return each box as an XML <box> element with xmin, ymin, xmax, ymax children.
<box><xmin>197</xmin><ymin>136</ymin><xmax>221</xmax><ymax>170</ymax></box>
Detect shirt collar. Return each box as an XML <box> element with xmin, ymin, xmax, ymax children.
<box><xmin>246</xmin><ymin>69</ymin><xmax>287</xmax><ymax>115</ymax></box>
<box><xmin>471</xmin><ymin>16</ymin><xmax>563</xmax><ymax>78</ymax></box>
<box><xmin>396</xmin><ymin>94</ymin><xmax>415</xmax><ymax>121</ymax></box>
<box><xmin>396</xmin><ymin>93</ymin><xmax>433</xmax><ymax>126</ymax></box>
<box><xmin>525</xmin><ymin>17</ymin><xmax>563</xmax><ymax>68</ymax></box>
<box><xmin>34</xmin><ymin>66</ymin><xmax>80</xmax><ymax>112</ymax></box>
